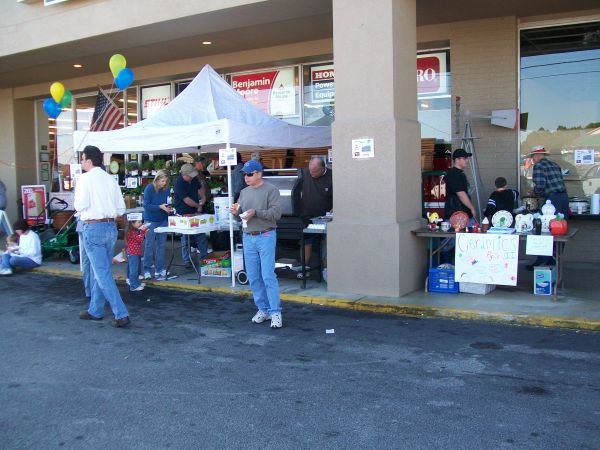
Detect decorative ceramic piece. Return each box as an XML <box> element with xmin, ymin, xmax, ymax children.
<box><xmin>514</xmin><ymin>213</ymin><xmax>533</xmax><ymax>233</ymax></box>
<box><xmin>541</xmin><ymin>200</ymin><xmax>556</xmax><ymax>216</ymax></box>
<box><xmin>491</xmin><ymin>210</ymin><xmax>513</xmax><ymax>228</ymax></box>
<box><xmin>449</xmin><ymin>211</ymin><xmax>469</xmax><ymax>231</ymax></box>
<box><xmin>540</xmin><ymin>200</ymin><xmax>557</xmax><ymax>233</ymax></box>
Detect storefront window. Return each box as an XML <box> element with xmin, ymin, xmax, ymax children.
<box><xmin>417</xmin><ymin>50</ymin><xmax>451</xmax><ymax>144</ymax></box>
<box><xmin>302</xmin><ymin>62</ymin><xmax>334</xmax><ymax>126</ymax></box>
<box><xmin>227</xmin><ymin>66</ymin><xmax>301</xmax><ymax>125</ymax></box>
<box><xmin>520</xmin><ymin>22</ymin><xmax>600</xmax><ymax>199</ymax></box>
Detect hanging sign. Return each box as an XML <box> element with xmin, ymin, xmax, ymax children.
<box><xmin>231</xmin><ymin>68</ymin><xmax>297</xmax><ymax>117</ymax></box>
<box><xmin>454</xmin><ymin>233</ymin><xmax>520</xmax><ymax>286</ymax></box>
<box><xmin>352</xmin><ymin>138</ymin><xmax>375</xmax><ymax>159</ymax></box>
<box><xmin>219</xmin><ymin>147</ymin><xmax>237</xmax><ymax>167</ymax></box>
<box><xmin>574</xmin><ymin>149</ymin><xmax>594</xmax><ymax>165</ymax></box>
<box><xmin>21</xmin><ymin>185</ymin><xmax>47</xmax><ymax>226</ymax></box>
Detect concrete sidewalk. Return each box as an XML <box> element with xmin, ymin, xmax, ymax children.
<box><xmin>33</xmin><ymin>246</ymin><xmax>600</xmax><ymax>331</ymax></box>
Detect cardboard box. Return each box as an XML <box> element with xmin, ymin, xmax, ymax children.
<box><xmin>459</xmin><ymin>282</ymin><xmax>496</xmax><ymax>295</ymax></box>
<box><xmin>201</xmin><ymin>250</ymin><xmax>231</xmax><ymax>267</ymax></box>
<box><xmin>168</xmin><ymin>214</ymin><xmax>216</xmax><ymax>229</ymax></box>
<box><xmin>534</xmin><ymin>266</ymin><xmax>556</xmax><ymax>296</ymax></box>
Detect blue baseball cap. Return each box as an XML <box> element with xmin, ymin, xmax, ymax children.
<box><xmin>241</xmin><ymin>159</ymin><xmax>263</xmax><ymax>174</ymax></box>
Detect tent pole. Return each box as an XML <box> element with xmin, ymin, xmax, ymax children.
<box><xmin>227</xmin><ymin>143</ymin><xmax>235</xmax><ymax>288</ymax></box>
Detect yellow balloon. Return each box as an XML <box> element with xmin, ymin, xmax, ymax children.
<box><xmin>50</xmin><ymin>82</ymin><xmax>65</xmax><ymax>103</ymax></box>
<box><xmin>109</xmin><ymin>54</ymin><xmax>127</xmax><ymax>78</ymax></box>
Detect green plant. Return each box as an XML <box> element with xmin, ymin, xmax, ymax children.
<box><xmin>154</xmin><ymin>159</ymin><xmax>166</xmax><ymax>170</ymax></box>
<box><xmin>141</xmin><ymin>160</ymin><xmax>154</xmax><ymax>171</ymax></box>
<box><xmin>125</xmin><ymin>161</ymin><xmax>139</xmax><ymax>173</ymax></box>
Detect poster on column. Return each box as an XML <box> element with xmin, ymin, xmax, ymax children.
<box><xmin>454</xmin><ymin>233</ymin><xmax>520</xmax><ymax>286</ymax></box>
<box><xmin>231</xmin><ymin>67</ymin><xmax>297</xmax><ymax>117</ymax></box>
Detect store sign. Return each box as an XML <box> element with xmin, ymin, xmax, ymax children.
<box><xmin>231</xmin><ymin>68</ymin><xmax>297</xmax><ymax>117</ymax></box>
<box><xmin>454</xmin><ymin>233</ymin><xmax>519</xmax><ymax>286</ymax></box>
<box><xmin>352</xmin><ymin>138</ymin><xmax>374</xmax><ymax>159</ymax></box>
<box><xmin>417</xmin><ymin>52</ymin><xmax>448</xmax><ymax>96</ymax></box>
<box><xmin>141</xmin><ymin>85</ymin><xmax>171</xmax><ymax>119</ymax></box>
<box><xmin>21</xmin><ymin>185</ymin><xmax>47</xmax><ymax>226</ymax></box>
<box><xmin>310</xmin><ymin>64</ymin><xmax>335</xmax><ymax>104</ymax></box>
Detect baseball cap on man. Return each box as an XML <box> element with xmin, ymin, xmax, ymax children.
<box><xmin>180</xmin><ymin>163</ymin><xmax>198</xmax><ymax>178</ymax></box>
<box><xmin>241</xmin><ymin>159</ymin><xmax>263</xmax><ymax>174</ymax></box>
<box><xmin>452</xmin><ymin>148</ymin><xmax>472</xmax><ymax>159</ymax></box>
<box><xmin>529</xmin><ymin>145</ymin><xmax>549</xmax><ymax>156</ymax></box>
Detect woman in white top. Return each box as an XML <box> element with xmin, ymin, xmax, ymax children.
<box><xmin>0</xmin><ymin>219</ymin><xmax>42</xmax><ymax>275</ymax></box>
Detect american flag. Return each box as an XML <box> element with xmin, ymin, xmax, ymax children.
<box><xmin>90</xmin><ymin>89</ymin><xmax>124</xmax><ymax>131</ymax></box>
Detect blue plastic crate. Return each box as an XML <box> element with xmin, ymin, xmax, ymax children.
<box><xmin>428</xmin><ymin>267</ymin><xmax>459</xmax><ymax>293</ymax></box>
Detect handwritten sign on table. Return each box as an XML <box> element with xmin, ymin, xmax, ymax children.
<box><xmin>454</xmin><ymin>233</ymin><xmax>520</xmax><ymax>286</ymax></box>
<box><xmin>525</xmin><ymin>235</ymin><xmax>554</xmax><ymax>256</ymax></box>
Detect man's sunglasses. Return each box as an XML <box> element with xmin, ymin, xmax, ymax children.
<box><xmin>243</xmin><ymin>172</ymin><xmax>258</xmax><ymax>177</ymax></box>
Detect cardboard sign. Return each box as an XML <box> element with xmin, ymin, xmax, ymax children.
<box><xmin>525</xmin><ymin>235</ymin><xmax>554</xmax><ymax>256</ymax></box>
<box><xmin>454</xmin><ymin>233</ymin><xmax>520</xmax><ymax>286</ymax></box>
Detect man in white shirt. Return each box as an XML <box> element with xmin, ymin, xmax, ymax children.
<box><xmin>74</xmin><ymin>146</ymin><xmax>130</xmax><ymax>327</ymax></box>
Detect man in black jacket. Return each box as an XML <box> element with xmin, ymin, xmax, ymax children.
<box><xmin>293</xmin><ymin>156</ymin><xmax>332</xmax><ymax>267</ymax></box>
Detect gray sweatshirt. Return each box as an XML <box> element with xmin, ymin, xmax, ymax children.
<box><xmin>236</xmin><ymin>181</ymin><xmax>281</xmax><ymax>233</ymax></box>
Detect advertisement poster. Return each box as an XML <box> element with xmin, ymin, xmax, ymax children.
<box><xmin>417</xmin><ymin>52</ymin><xmax>449</xmax><ymax>96</ymax></box>
<box><xmin>351</xmin><ymin>138</ymin><xmax>375</xmax><ymax>159</ymax></box>
<box><xmin>310</xmin><ymin>64</ymin><xmax>335</xmax><ymax>104</ymax></box>
<box><xmin>454</xmin><ymin>233</ymin><xmax>520</xmax><ymax>286</ymax></box>
<box><xmin>231</xmin><ymin>68</ymin><xmax>297</xmax><ymax>117</ymax></box>
<box><xmin>574</xmin><ymin>149</ymin><xmax>594</xmax><ymax>165</ymax></box>
<box><xmin>21</xmin><ymin>185</ymin><xmax>47</xmax><ymax>226</ymax></box>
<box><xmin>525</xmin><ymin>235</ymin><xmax>554</xmax><ymax>256</ymax></box>
<box><xmin>219</xmin><ymin>147</ymin><xmax>237</xmax><ymax>167</ymax></box>
<box><xmin>141</xmin><ymin>84</ymin><xmax>171</xmax><ymax>119</ymax></box>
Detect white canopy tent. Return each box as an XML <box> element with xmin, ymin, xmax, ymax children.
<box><xmin>73</xmin><ymin>64</ymin><xmax>331</xmax><ymax>286</ymax></box>
<box><xmin>73</xmin><ymin>64</ymin><xmax>331</xmax><ymax>153</ymax></box>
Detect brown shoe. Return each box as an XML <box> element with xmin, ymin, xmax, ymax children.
<box><xmin>111</xmin><ymin>316</ymin><xmax>131</xmax><ymax>328</ymax></box>
<box><xmin>79</xmin><ymin>310</ymin><xmax>102</xmax><ymax>321</ymax></box>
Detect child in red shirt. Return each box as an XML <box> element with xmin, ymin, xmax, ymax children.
<box><xmin>125</xmin><ymin>216</ymin><xmax>148</xmax><ymax>291</ymax></box>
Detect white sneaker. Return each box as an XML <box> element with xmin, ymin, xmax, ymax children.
<box><xmin>251</xmin><ymin>310</ymin><xmax>270</xmax><ymax>324</ymax></box>
<box><xmin>270</xmin><ymin>312</ymin><xmax>283</xmax><ymax>329</ymax></box>
<box><xmin>143</xmin><ymin>272</ymin><xmax>152</xmax><ymax>280</ymax></box>
<box><xmin>131</xmin><ymin>283</ymin><xmax>145</xmax><ymax>292</ymax></box>
<box><xmin>0</xmin><ymin>268</ymin><xmax>13</xmax><ymax>276</ymax></box>
<box><xmin>155</xmin><ymin>270</ymin><xmax>169</xmax><ymax>281</ymax></box>
<box><xmin>125</xmin><ymin>278</ymin><xmax>130</xmax><ymax>285</ymax></box>
<box><xmin>138</xmin><ymin>274</ymin><xmax>144</xmax><ymax>280</ymax></box>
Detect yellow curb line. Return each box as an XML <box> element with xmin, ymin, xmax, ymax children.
<box><xmin>33</xmin><ymin>267</ymin><xmax>600</xmax><ymax>332</ymax></box>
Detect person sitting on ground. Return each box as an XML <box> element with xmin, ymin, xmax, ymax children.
<box><xmin>4</xmin><ymin>234</ymin><xmax>19</xmax><ymax>255</ymax></box>
<box><xmin>0</xmin><ymin>219</ymin><xmax>42</xmax><ymax>275</ymax></box>
<box><xmin>484</xmin><ymin>177</ymin><xmax>519</xmax><ymax>221</ymax></box>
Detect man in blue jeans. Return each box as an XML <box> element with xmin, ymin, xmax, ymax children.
<box><xmin>230</xmin><ymin>160</ymin><xmax>283</xmax><ymax>328</ymax></box>
<box><xmin>74</xmin><ymin>145</ymin><xmax>130</xmax><ymax>327</ymax></box>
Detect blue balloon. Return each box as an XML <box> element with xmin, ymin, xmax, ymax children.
<box><xmin>115</xmin><ymin>68</ymin><xmax>134</xmax><ymax>90</ymax></box>
<box><xmin>43</xmin><ymin>98</ymin><xmax>62</xmax><ymax>119</ymax></box>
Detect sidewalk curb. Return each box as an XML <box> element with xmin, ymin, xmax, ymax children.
<box><xmin>34</xmin><ymin>267</ymin><xmax>600</xmax><ymax>332</ymax></box>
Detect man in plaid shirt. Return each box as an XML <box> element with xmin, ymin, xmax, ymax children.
<box><xmin>527</xmin><ymin>146</ymin><xmax>569</xmax><ymax>270</ymax></box>
<box><xmin>530</xmin><ymin>146</ymin><xmax>569</xmax><ymax>216</ymax></box>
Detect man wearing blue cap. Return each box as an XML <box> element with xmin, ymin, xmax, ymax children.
<box><xmin>229</xmin><ymin>159</ymin><xmax>283</xmax><ymax>328</ymax></box>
